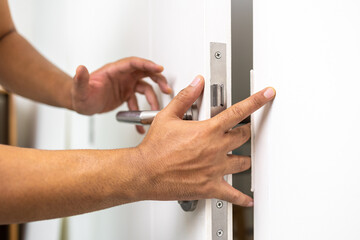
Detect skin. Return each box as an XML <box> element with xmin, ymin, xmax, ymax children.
<box><xmin>0</xmin><ymin>0</ymin><xmax>276</xmax><ymax>225</ymax></box>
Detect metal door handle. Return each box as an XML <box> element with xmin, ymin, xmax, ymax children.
<box><xmin>116</xmin><ymin>106</ymin><xmax>250</xmax><ymax>125</ymax></box>
<box><xmin>116</xmin><ymin>104</ymin><xmax>198</xmax><ymax>125</ymax></box>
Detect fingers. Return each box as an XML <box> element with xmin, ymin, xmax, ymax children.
<box><xmin>216</xmin><ymin>181</ymin><xmax>253</xmax><ymax>207</ymax></box>
<box><xmin>163</xmin><ymin>75</ymin><xmax>204</xmax><ymax>118</ymax></box>
<box><xmin>73</xmin><ymin>65</ymin><xmax>90</xmax><ymax>97</ymax></box>
<box><xmin>127</xmin><ymin>95</ymin><xmax>145</xmax><ymax>134</ymax></box>
<box><xmin>213</xmin><ymin>87</ymin><xmax>276</xmax><ymax>131</ymax></box>
<box><xmin>116</xmin><ymin>57</ymin><xmax>172</xmax><ymax>94</ymax></box>
<box><xmin>224</xmin><ymin>155</ymin><xmax>251</xmax><ymax>175</ymax></box>
<box><xmin>132</xmin><ymin>71</ymin><xmax>172</xmax><ymax>94</ymax></box>
<box><xmin>135</xmin><ymin>125</ymin><xmax>145</xmax><ymax>134</ymax></box>
<box><xmin>135</xmin><ymin>80</ymin><xmax>160</xmax><ymax>111</ymax></box>
<box><xmin>148</xmin><ymin>73</ymin><xmax>172</xmax><ymax>94</ymax></box>
<box><xmin>224</xmin><ymin>123</ymin><xmax>251</xmax><ymax>152</ymax></box>
<box><xmin>117</xmin><ymin>57</ymin><xmax>164</xmax><ymax>74</ymax></box>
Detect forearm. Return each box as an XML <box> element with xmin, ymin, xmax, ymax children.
<box><xmin>0</xmin><ymin>145</ymin><xmax>142</xmax><ymax>224</ymax></box>
<box><xmin>0</xmin><ymin>31</ymin><xmax>73</xmax><ymax>110</ymax></box>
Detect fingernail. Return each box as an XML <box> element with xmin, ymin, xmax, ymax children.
<box><xmin>247</xmin><ymin>201</ymin><xmax>254</xmax><ymax>207</ymax></box>
<box><xmin>166</xmin><ymin>84</ymin><xmax>173</xmax><ymax>93</ymax></box>
<box><xmin>264</xmin><ymin>87</ymin><xmax>275</xmax><ymax>99</ymax></box>
<box><xmin>190</xmin><ymin>76</ymin><xmax>201</xmax><ymax>87</ymax></box>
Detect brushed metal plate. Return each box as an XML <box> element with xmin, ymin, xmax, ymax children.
<box><xmin>210</xmin><ymin>42</ymin><xmax>228</xmax><ymax>240</ymax></box>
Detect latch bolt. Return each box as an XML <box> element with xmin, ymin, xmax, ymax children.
<box><xmin>211</xmin><ymin>84</ymin><xmax>225</xmax><ymax>107</ymax></box>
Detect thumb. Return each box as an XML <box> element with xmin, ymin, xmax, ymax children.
<box><xmin>164</xmin><ymin>75</ymin><xmax>204</xmax><ymax>118</ymax></box>
<box><xmin>73</xmin><ymin>65</ymin><xmax>90</xmax><ymax>96</ymax></box>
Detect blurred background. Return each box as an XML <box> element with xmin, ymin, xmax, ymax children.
<box><xmin>5</xmin><ymin>0</ymin><xmax>253</xmax><ymax>239</ymax></box>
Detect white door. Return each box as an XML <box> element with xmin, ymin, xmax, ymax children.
<box><xmin>66</xmin><ymin>1</ymin><xmax>233</xmax><ymax>240</ymax></box>
<box><xmin>148</xmin><ymin>1</ymin><xmax>232</xmax><ymax>240</ymax></box>
<box><xmin>253</xmin><ymin>0</ymin><xmax>360</xmax><ymax>239</ymax></box>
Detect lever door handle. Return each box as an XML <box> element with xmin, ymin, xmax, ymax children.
<box><xmin>116</xmin><ymin>110</ymin><xmax>161</xmax><ymax>125</ymax></box>
<box><xmin>116</xmin><ymin>106</ymin><xmax>250</xmax><ymax>125</ymax></box>
<box><xmin>116</xmin><ymin>105</ymin><xmax>198</xmax><ymax>125</ymax></box>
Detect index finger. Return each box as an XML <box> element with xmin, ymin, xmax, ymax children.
<box><xmin>213</xmin><ymin>87</ymin><xmax>276</xmax><ymax>131</ymax></box>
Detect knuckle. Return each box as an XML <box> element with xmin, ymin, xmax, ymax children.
<box><xmin>230</xmin><ymin>105</ymin><xmax>246</xmax><ymax>119</ymax></box>
<box><xmin>175</xmin><ymin>89</ymin><xmax>190</xmax><ymax>102</ymax></box>
<box><xmin>238</xmin><ymin>196</ymin><xmax>249</xmax><ymax>206</ymax></box>
<box><xmin>157</xmin><ymin>75</ymin><xmax>166</xmax><ymax>82</ymax></box>
<box><xmin>205</xmin><ymin>144</ymin><xmax>222</xmax><ymax>157</ymax></box>
<box><xmin>125</xmin><ymin>56</ymin><xmax>136</xmax><ymax>63</ymax></box>
<box><xmin>204</xmin><ymin>165</ymin><xmax>218</xmax><ymax>178</ymax></box>
<box><xmin>145</xmin><ymin>83</ymin><xmax>154</xmax><ymax>92</ymax></box>
<box><xmin>238</xmin><ymin>158</ymin><xmax>246</xmax><ymax>171</ymax></box>
<box><xmin>249</xmin><ymin>95</ymin><xmax>264</xmax><ymax>109</ymax></box>
<box><xmin>132</xmin><ymin>72</ymin><xmax>143</xmax><ymax>79</ymax></box>
<box><xmin>153</xmin><ymin>111</ymin><xmax>166</xmax><ymax>122</ymax></box>
<box><xmin>229</xmin><ymin>190</ymin><xmax>245</xmax><ymax>204</ymax></box>
<box><xmin>198</xmin><ymin>182</ymin><xmax>214</xmax><ymax>198</ymax></box>
<box><xmin>231</xmin><ymin>125</ymin><xmax>250</xmax><ymax>143</ymax></box>
<box><xmin>243</xmin><ymin>156</ymin><xmax>251</xmax><ymax>168</ymax></box>
<box><xmin>228</xmin><ymin>159</ymin><xmax>240</xmax><ymax>173</ymax></box>
<box><xmin>229</xmin><ymin>192</ymin><xmax>239</xmax><ymax>203</ymax></box>
<box><xmin>208</xmin><ymin>119</ymin><xmax>222</xmax><ymax>132</ymax></box>
<box><xmin>234</xmin><ymin>157</ymin><xmax>248</xmax><ymax>171</ymax></box>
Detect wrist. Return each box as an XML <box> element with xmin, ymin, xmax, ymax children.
<box><xmin>106</xmin><ymin>148</ymin><xmax>149</xmax><ymax>204</ymax></box>
<box><xmin>63</xmin><ymin>77</ymin><xmax>74</xmax><ymax>111</ymax></box>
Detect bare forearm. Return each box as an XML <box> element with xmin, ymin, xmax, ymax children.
<box><xmin>0</xmin><ymin>145</ymin><xmax>141</xmax><ymax>224</ymax></box>
<box><xmin>0</xmin><ymin>31</ymin><xmax>73</xmax><ymax>110</ymax></box>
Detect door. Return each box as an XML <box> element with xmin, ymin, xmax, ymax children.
<box><xmin>148</xmin><ymin>1</ymin><xmax>232</xmax><ymax>239</ymax></box>
<box><xmin>66</xmin><ymin>0</ymin><xmax>233</xmax><ymax>240</ymax></box>
<box><xmin>253</xmin><ymin>0</ymin><xmax>360</xmax><ymax>239</ymax></box>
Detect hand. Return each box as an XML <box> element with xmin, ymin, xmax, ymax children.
<box><xmin>71</xmin><ymin>57</ymin><xmax>172</xmax><ymax>133</ymax></box>
<box><xmin>133</xmin><ymin>75</ymin><xmax>276</xmax><ymax>207</ymax></box>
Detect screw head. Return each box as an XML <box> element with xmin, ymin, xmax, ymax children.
<box><xmin>216</xmin><ymin>201</ymin><xmax>223</xmax><ymax>209</ymax></box>
<box><xmin>215</xmin><ymin>51</ymin><xmax>222</xmax><ymax>59</ymax></box>
<box><xmin>216</xmin><ymin>229</ymin><xmax>224</xmax><ymax>237</ymax></box>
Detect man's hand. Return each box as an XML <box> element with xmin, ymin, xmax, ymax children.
<box><xmin>133</xmin><ymin>75</ymin><xmax>276</xmax><ymax>207</ymax></box>
<box><xmin>71</xmin><ymin>57</ymin><xmax>172</xmax><ymax>133</ymax></box>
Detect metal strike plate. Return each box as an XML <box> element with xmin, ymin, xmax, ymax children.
<box><xmin>211</xmin><ymin>43</ymin><xmax>227</xmax><ymax>117</ymax></box>
<box><xmin>210</xmin><ymin>42</ymin><xmax>228</xmax><ymax>240</ymax></box>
